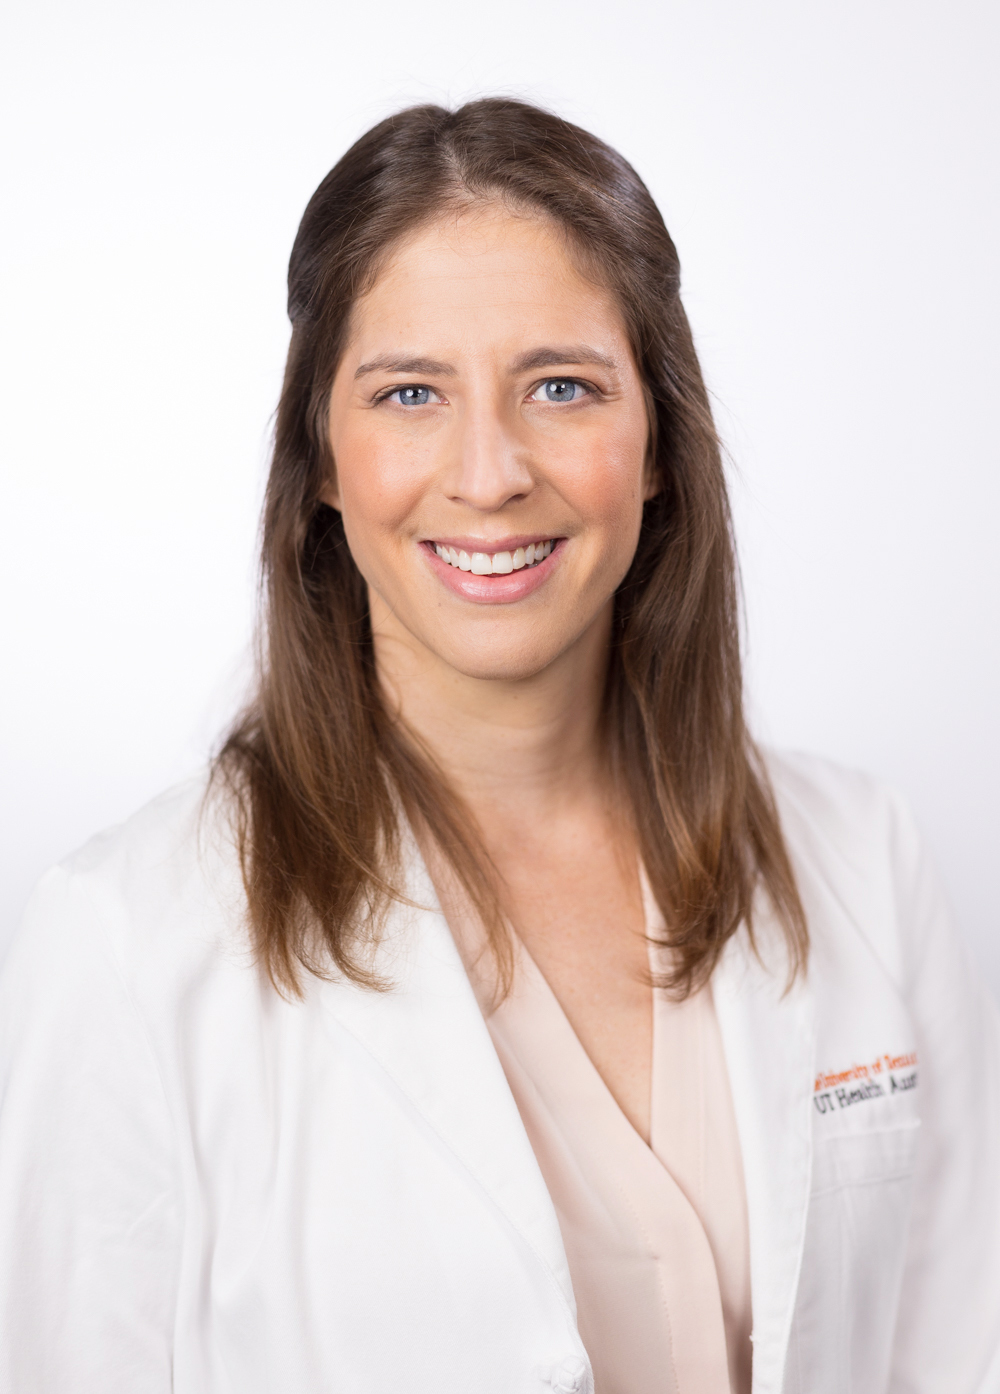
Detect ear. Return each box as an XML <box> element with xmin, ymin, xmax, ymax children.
<box><xmin>641</xmin><ymin>444</ymin><xmax>661</xmax><ymax>502</ymax></box>
<box><xmin>639</xmin><ymin>387</ymin><xmax>661</xmax><ymax>501</ymax></box>
<box><xmin>319</xmin><ymin>465</ymin><xmax>342</xmax><ymax>512</ymax></box>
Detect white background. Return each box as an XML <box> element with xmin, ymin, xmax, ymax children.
<box><xmin>2</xmin><ymin>0</ymin><xmax>998</xmax><ymax>992</ymax></box>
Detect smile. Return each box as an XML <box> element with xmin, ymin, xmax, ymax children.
<box><xmin>431</xmin><ymin>540</ymin><xmax>556</xmax><ymax>576</ymax></box>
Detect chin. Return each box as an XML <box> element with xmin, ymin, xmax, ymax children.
<box><xmin>435</xmin><ymin>632</ymin><xmax>566</xmax><ymax>684</ymax></box>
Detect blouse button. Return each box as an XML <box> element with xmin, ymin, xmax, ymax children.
<box><xmin>544</xmin><ymin>1355</ymin><xmax>588</xmax><ymax>1392</ymax></box>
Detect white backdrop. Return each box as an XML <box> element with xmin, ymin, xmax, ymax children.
<box><xmin>2</xmin><ymin>0</ymin><xmax>998</xmax><ymax>993</ymax></box>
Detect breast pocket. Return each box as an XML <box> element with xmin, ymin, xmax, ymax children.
<box><xmin>811</xmin><ymin>1118</ymin><xmax>920</xmax><ymax>1193</ymax></box>
<box><xmin>787</xmin><ymin>1121</ymin><xmax>921</xmax><ymax>1394</ymax></box>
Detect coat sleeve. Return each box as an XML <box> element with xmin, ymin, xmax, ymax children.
<box><xmin>886</xmin><ymin>794</ymin><xmax>1000</xmax><ymax>1393</ymax></box>
<box><xmin>0</xmin><ymin>864</ymin><xmax>180</xmax><ymax>1394</ymax></box>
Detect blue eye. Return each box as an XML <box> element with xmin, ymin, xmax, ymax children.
<box><xmin>530</xmin><ymin>378</ymin><xmax>588</xmax><ymax>403</ymax></box>
<box><xmin>393</xmin><ymin>385</ymin><xmax>431</xmax><ymax>406</ymax></box>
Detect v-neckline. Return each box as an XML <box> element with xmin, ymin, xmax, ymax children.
<box><xmin>503</xmin><ymin>867</ymin><xmax>695</xmax><ymax>1174</ymax></box>
<box><xmin>514</xmin><ymin>930</ymin><xmax>656</xmax><ymax>1149</ymax></box>
<box><xmin>507</xmin><ymin>926</ymin><xmax>711</xmax><ymax>1209</ymax></box>
<box><xmin>485</xmin><ymin>928</ymin><xmax>735</xmax><ymax>1394</ymax></box>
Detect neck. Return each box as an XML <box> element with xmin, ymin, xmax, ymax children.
<box><xmin>372</xmin><ymin>600</ymin><xmax>614</xmax><ymax>818</ymax></box>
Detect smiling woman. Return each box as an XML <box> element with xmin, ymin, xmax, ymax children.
<box><xmin>325</xmin><ymin>208</ymin><xmax>652</xmax><ymax>671</ymax></box>
<box><xmin>1</xmin><ymin>99</ymin><xmax>999</xmax><ymax>1394</ymax></box>
<box><xmin>218</xmin><ymin>106</ymin><xmax>807</xmax><ymax>1032</ymax></box>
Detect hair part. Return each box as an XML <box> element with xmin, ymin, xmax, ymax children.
<box><xmin>213</xmin><ymin>96</ymin><xmax>807</xmax><ymax>999</ymax></box>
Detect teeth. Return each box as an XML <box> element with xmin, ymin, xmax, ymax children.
<box><xmin>433</xmin><ymin>540</ymin><xmax>555</xmax><ymax>575</ymax></box>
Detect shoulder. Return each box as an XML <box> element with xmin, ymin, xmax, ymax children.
<box><xmin>8</xmin><ymin>770</ymin><xmax>248</xmax><ymax>990</ymax></box>
<box><xmin>58</xmin><ymin>768</ymin><xmax>222</xmax><ymax>884</ymax></box>
<box><xmin>763</xmin><ymin>747</ymin><xmax>919</xmax><ymax>870</ymax></box>
<box><xmin>761</xmin><ymin>747</ymin><xmax>938</xmax><ymax>992</ymax></box>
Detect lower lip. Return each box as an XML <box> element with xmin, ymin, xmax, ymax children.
<box><xmin>421</xmin><ymin>541</ymin><xmax>564</xmax><ymax>604</ymax></box>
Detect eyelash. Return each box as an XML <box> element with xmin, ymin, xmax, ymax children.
<box><xmin>528</xmin><ymin>377</ymin><xmax>593</xmax><ymax>404</ymax></box>
<box><xmin>374</xmin><ymin>377</ymin><xmax>596</xmax><ymax>407</ymax></box>
<box><xmin>373</xmin><ymin>385</ymin><xmax>442</xmax><ymax>408</ymax></box>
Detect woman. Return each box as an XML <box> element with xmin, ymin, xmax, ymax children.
<box><xmin>1</xmin><ymin>98</ymin><xmax>998</xmax><ymax>1394</ymax></box>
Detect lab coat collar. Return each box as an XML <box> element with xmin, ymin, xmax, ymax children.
<box><xmin>318</xmin><ymin>840</ymin><xmax>577</xmax><ymax>1317</ymax></box>
<box><xmin>713</xmin><ymin>909</ymin><xmax>816</xmax><ymax>1394</ymax></box>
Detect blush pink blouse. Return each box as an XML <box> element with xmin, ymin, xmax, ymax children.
<box><xmin>461</xmin><ymin>883</ymin><xmax>752</xmax><ymax>1394</ymax></box>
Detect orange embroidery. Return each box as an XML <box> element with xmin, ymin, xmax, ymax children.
<box><xmin>814</xmin><ymin>1051</ymin><xmax>918</xmax><ymax>1094</ymax></box>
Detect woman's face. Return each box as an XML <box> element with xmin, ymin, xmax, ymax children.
<box><xmin>325</xmin><ymin>204</ymin><xmax>654</xmax><ymax>684</ymax></box>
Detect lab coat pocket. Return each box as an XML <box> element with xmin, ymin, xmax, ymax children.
<box><xmin>787</xmin><ymin>1121</ymin><xmax>920</xmax><ymax>1394</ymax></box>
<box><xmin>811</xmin><ymin>1118</ymin><xmax>920</xmax><ymax>1194</ymax></box>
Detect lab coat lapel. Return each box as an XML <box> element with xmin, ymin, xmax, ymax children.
<box><xmin>713</xmin><ymin>912</ymin><xmax>816</xmax><ymax>1394</ymax></box>
<box><xmin>319</xmin><ymin>843</ymin><xmax>576</xmax><ymax>1313</ymax></box>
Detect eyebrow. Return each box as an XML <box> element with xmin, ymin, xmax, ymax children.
<box><xmin>354</xmin><ymin>345</ymin><xmax>618</xmax><ymax>380</ymax></box>
<box><xmin>512</xmin><ymin>346</ymin><xmax>618</xmax><ymax>373</ymax></box>
<box><xmin>355</xmin><ymin>355</ymin><xmax>455</xmax><ymax>379</ymax></box>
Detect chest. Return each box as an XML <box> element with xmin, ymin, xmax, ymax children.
<box><xmin>490</xmin><ymin>828</ymin><xmax>654</xmax><ymax>1141</ymax></box>
<box><xmin>156</xmin><ymin>856</ymin><xmax>931</xmax><ymax>1394</ymax></box>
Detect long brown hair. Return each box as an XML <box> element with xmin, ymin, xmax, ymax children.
<box><xmin>213</xmin><ymin>97</ymin><xmax>807</xmax><ymax>998</ymax></box>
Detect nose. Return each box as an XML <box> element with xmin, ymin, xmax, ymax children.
<box><xmin>444</xmin><ymin>398</ymin><xmax>535</xmax><ymax>512</ymax></box>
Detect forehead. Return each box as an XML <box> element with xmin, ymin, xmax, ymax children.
<box><xmin>347</xmin><ymin>205</ymin><xmax>630</xmax><ymax>354</ymax></box>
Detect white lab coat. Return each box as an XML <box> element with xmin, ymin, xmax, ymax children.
<box><xmin>1</xmin><ymin>750</ymin><xmax>998</xmax><ymax>1394</ymax></box>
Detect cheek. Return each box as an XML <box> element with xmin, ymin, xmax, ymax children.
<box><xmin>559</xmin><ymin>415</ymin><xmax>649</xmax><ymax>546</ymax></box>
<box><xmin>333</xmin><ymin>424</ymin><xmax>433</xmax><ymax>540</ymax></box>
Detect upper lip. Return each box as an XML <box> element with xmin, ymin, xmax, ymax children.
<box><xmin>424</xmin><ymin>535</ymin><xmax>561</xmax><ymax>553</ymax></box>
